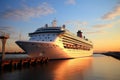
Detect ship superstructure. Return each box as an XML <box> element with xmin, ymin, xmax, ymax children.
<box><xmin>16</xmin><ymin>20</ymin><xmax>93</xmax><ymax>59</ymax></box>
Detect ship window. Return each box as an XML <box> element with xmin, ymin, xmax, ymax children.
<box><xmin>52</xmin><ymin>34</ymin><xmax>55</xmax><ymax>36</ymax></box>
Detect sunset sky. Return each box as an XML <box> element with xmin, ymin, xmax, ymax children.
<box><xmin>0</xmin><ymin>0</ymin><xmax>120</xmax><ymax>52</ymax></box>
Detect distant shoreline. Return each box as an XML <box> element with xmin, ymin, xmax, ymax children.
<box><xmin>95</xmin><ymin>52</ymin><xmax>120</xmax><ymax>60</ymax></box>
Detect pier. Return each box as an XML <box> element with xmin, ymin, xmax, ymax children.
<box><xmin>0</xmin><ymin>31</ymin><xmax>49</xmax><ymax>71</ymax></box>
<box><xmin>0</xmin><ymin>56</ymin><xmax>49</xmax><ymax>70</ymax></box>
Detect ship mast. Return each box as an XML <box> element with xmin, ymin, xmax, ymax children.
<box><xmin>52</xmin><ymin>19</ymin><xmax>57</xmax><ymax>27</ymax></box>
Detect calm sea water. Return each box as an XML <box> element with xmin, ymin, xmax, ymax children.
<box><xmin>0</xmin><ymin>54</ymin><xmax>120</xmax><ymax>80</ymax></box>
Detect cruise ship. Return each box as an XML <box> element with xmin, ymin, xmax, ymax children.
<box><xmin>16</xmin><ymin>20</ymin><xmax>93</xmax><ymax>59</ymax></box>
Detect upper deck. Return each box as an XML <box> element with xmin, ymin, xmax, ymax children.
<box><xmin>29</xmin><ymin>27</ymin><xmax>65</xmax><ymax>36</ymax></box>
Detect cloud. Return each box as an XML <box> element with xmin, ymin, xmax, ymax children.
<box><xmin>65</xmin><ymin>0</ymin><xmax>76</xmax><ymax>5</ymax></box>
<box><xmin>0</xmin><ymin>2</ymin><xmax>55</xmax><ymax>20</ymax></box>
<box><xmin>93</xmin><ymin>24</ymin><xmax>113</xmax><ymax>28</ymax></box>
<box><xmin>102</xmin><ymin>5</ymin><xmax>120</xmax><ymax>20</ymax></box>
<box><xmin>65</xmin><ymin>20</ymin><xmax>88</xmax><ymax>31</ymax></box>
<box><xmin>86</xmin><ymin>30</ymin><xmax>106</xmax><ymax>34</ymax></box>
<box><xmin>0</xmin><ymin>26</ymin><xmax>16</xmax><ymax>36</ymax></box>
<box><xmin>0</xmin><ymin>26</ymin><xmax>13</xmax><ymax>31</ymax></box>
<box><xmin>93</xmin><ymin>19</ymin><xmax>120</xmax><ymax>29</ymax></box>
<box><xmin>89</xmin><ymin>19</ymin><xmax>120</xmax><ymax>35</ymax></box>
<box><xmin>65</xmin><ymin>20</ymin><xmax>88</xmax><ymax>26</ymax></box>
<box><xmin>0</xmin><ymin>26</ymin><xmax>24</xmax><ymax>40</ymax></box>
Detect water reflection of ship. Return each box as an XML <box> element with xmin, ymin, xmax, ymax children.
<box><xmin>25</xmin><ymin>57</ymin><xmax>93</xmax><ymax>80</ymax></box>
<box><xmin>52</xmin><ymin>57</ymin><xmax>92</xmax><ymax>80</ymax></box>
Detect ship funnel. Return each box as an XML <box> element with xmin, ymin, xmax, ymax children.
<box><xmin>45</xmin><ymin>24</ymin><xmax>48</xmax><ymax>27</ymax></box>
<box><xmin>77</xmin><ymin>30</ymin><xmax>82</xmax><ymax>38</ymax></box>
<box><xmin>52</xmin><ymin>19</ymin><xmax>57</xmax><ymax>27</ymax></box>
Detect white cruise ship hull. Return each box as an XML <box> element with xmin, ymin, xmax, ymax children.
<box><xmin>16</xmin><ymin>41</ymin><xmax>93</xmax><ymax>59</ymax></box>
